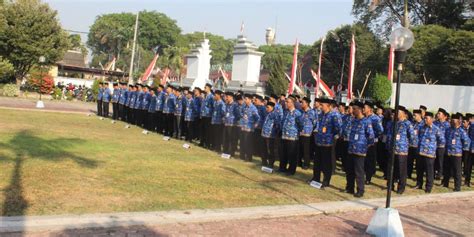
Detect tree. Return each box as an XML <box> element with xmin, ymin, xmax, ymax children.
<box><xmin>259</xmin><ymin>44</ymin><xmax>312</xmax><ymax>71</ymax></box>
<box><xmin>27</xmin><ymin>69</ymin><xmax>54</xmax><ymax>94</ymax></box>
<box><xmin>0</xmin><ymin>57</ymin><xmax>14</xmax><ymax>83</ymax></box>
<box><xmin>158</xmin><ymin>46</ymin><xmax>185</xmax><ymax>81</ymax></box>
<box><xmin>0</xmin><ymin>0</ymin><xmax>70</xmax><ymax>85</ymax></box>
<box><xmin>352</xmin><ymin>0</ymin><xmax>468</xmax><ymax>38</ymax></box>
<box><xmin>367</xmin><ymin>74</ymin><xmax>392</xmax><ymax>103</ymax></box>
<box><xmin>178</xmin><ymin>32</ymin><xmax>235</xmax><ymax>65</ymax></box>
<box><xmin>266</xmin><ymin>53</ymin><xmax>287</xmax><ymax>96</ymax></box>
<box><xmin>442</xmin><ymin>30</ymin><xmax>474</xmax><ymax>86</ymax></box>
<box><xmin>68</xmin><ymin>34</ymin><xmax>88</xmax><ymax>56</ymax></box>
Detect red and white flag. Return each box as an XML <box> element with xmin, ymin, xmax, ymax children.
<box><xmin>316</xmin><ymin>37</ymin><xmax>325</xmax><ymax>97</ymax></box>
<box><xmin>311</xmin><ymin>69</ymin><xmax>320</xmax><ymax>97</ymax></box>
<box><xmin>140</xmin><ymin>53</ymin><xmax>159</xmax><ymax>83</ymax></box>
<box><xmin>347</xmin><ymin>34</ymin><xmax>356</xmax><ymax>100</ymax></box>
<box><xmin>161</xmin><ymin>67</ymin><xmax>170</xmax><ymax>85</ymax></box>
<box><xmin>310</xmin><ymin>70</ymin><xmax>335</xmax><ymax>98</ymax></box>
<box><xmin>387</xmin><ymin>46</ymin><xmax>394</xmax><ymax>81</ymax></box>
<box><xmin>287</xmin><ymin>39</ymin><xmax>299</xmax><ymax>95</ymax></box>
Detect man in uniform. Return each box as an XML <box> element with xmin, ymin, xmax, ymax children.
<box><xmin>254</xmin><ymin>95</ymin><xmax>267</xmax><ymax>158</ymax></box>
<box><xmin>97</xmin><ymin>82</ymin><xmax>104</xmax><ymax>116</ymax></box>
<box><xmin>434</xmin><ymin>108</ymin><xmax>450</xmax><ymax>180</ymax></box>
<box><xmin>408</xmin><ymin>109</ymin><xmax>423</xmax><ymax>180</ymax></box>
<box><xmin>417</xmin><ymin>112</ymin><xmax>445</xmax><ymax>193</ymax></box>
<box><xmin>174</xmin><ymin>87</ymin><xmax>184</xmax><ymax>139</ymax></box>
<box><xmin>163</xmin><ymin>85</ymin><xmax>176</xmax><ymax>137</ymax></box>
<box><xmin>261</xmin><ymin>101</ymin><xmax>280</xmax><ymax>169</ymax></box>
<box><xmin>210</xmin><ymin>90</ymin><xmax>225</xmax><ymax>152</ymax></box>
<box><xmin>222</xmin><ymin>92</ymin><xmax>239</xmax><ymax>157</ymax></box>
<box><xmin>299</xmin><ymin>97</ymin><xmax>317</xmax><ymax>170</ymax></box>
<box><xmin>118</xmin><ymin>82</ymin><xmax>128</xmax><ymax>121</ymax></box>
<box><xmin>134</xmin><ymin>84</ymin><xmax>144</xmax><ymax>127</ymax></box>
<box><xmin>111</xmin><ymin>82</ymin><xmax>120</xmax><ymax>120</ymax></box>
<box><xmin>466</xmin><ymin>113</ymin><xmax>474</xmax><ymax>187</ymax></box>
<box><xmin>280</xmin><ymin>95</ymin><xmax>302</xmax><ymax>175</ymax></box>
<box><xmin>184</xmin><ymin>88</ymin><xmax>195</xmax><ymax>142</ymax></box>
<box><xmin>419</xmin><ymin>105</ymin><xmax>427</xmax><ymax>119</ymax></box>
<box><xmin>312</xmin><ymin>98</ymin><xmax>341</xmax><ymax>188</ymax></box>
<box><xmin>200</xmin><ymin>84</ymin><xmax>214</xmax><ymax>148</ymax></box>
<box><xmin>155</xmin><ymin>85</ymin><xmax>166</xmax><ymax>134</ymax></box>
<box><xmin>147</xmin><ymin>87</ymin><xmax>157</xmax><ymax>131</ymax></box>
<box><xmin>191</xmin><ymin>87</ymin><xmax>203</xmax><ymax>141</ymax></box>
<box><xmin>102</xmin><ymin>82</ymin><xmax>111</xmax><ymax>118</ymax></box>
<box><xmin>442</xmin><ymin>113</ymin><xmax>471</xmax><ymax>191</ymax></box>
<box><xmin>363</xmin><ymin>101</ymin><xmax>384</xmax><ymax>184</ymax></box>
<box><xmin>140</xmin><ymin>85</ymin><xmax>151</xmax><ymax>129</ymax></box>
<box><xmin>345</xmin><ymin>101</ymin><xmax>375</xmax><ymax>197</ymax></box>
<box><xmin>239</xmin><ymin>94</ymin><xmax>260</xmax><ymax>162</ymax></box>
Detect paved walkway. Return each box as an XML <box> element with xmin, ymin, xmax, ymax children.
<box><xmin>0</xmin><ymin>96</ymin><xmax>96</xmax><ymax>114</ymax></box>
<box><xmin>1</xmin><ymin>191</ymin><xmax>473</xmax><ymax>236</ymax></box>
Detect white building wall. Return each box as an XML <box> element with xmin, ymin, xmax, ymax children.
<box><xmin>390</xmin><ymin>83</ymin><xmax>474</xmax><ymax>113</ymax></box>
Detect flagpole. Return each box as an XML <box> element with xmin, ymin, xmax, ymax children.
<box><xmin>128</xmin><ymin>12</ymin><xmax>139</xmax><ymax>84</ymax></box>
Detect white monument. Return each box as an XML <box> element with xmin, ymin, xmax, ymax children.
<box><xmin>226</xmin><ymin>35</ymin><xmax>265</xmax><ymax>94</ymax></box>
<box><xmin>182</xmin><ymin>39</ymin><xmax>212</xmax><ymax>89</ymax></box>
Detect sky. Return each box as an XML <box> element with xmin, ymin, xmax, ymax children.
<box><xmin>43</xmin><ymin>0</ymin><xmax>356</xmax><ymax>46</ymax></box>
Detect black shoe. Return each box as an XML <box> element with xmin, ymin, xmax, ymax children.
<box><xmin>342</xmin><ymin>189</ymin><xmax>355</xmax><ymax>194</ymax></box>
<box><xmin>365</xmin><ymin>180</ymin><xmax>371</xmax><ymax>185</ymax></box>
<box><xmin>396</xmin><ymin>189</ymin><xmax>404</xmax><ymax>195</ymax></box>
<box><xmin>442</xmin><ymin>183</ymin><xmax>449</xmax><ymax>188</ymax></box>
<box><xmin>413</xmin><ymin>185</ymin><xmax>423</xmax><ymax>190</ymax></box>
<box><xmin>425</xmin><ymin>189</ymin><xmax>431</xmax><ymax>193</ymax></box>
<box><xmin>454</xmin><ymin>188</ymin><xmax>461</xmax><ymax>192</ymax></box>
<box><xmin>354</xmin><ymin>192</ymin><xmax>364</xmax><ymax>198</ymax></box>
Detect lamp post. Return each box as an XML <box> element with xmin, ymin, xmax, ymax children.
<box><xmin>36</xmin><ymin>56</ymin><xmax>46</xmax><ymax>109</ymax></box>
<box><xmin>366</xmin><ymin>27</ymin><xmax>414</xmax><ymax>237</ymax></box>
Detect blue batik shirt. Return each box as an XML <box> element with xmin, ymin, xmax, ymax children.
<box><xmin>192</xmin><ymin>97</ymin><xmax>202</xmax><ymax>119</ymax></box>
<box><xmin>342</xmin><ymin>116</ymin><xmax>354</xmax><ymax>141</ymax></box>
<box><xmin>348</xmin><ymin>117</ymin><xmax>375</xmax><ymax>156</ymax></box>
<box><xmin>469</xmin><ymin>122</ymin><xmax>474</xmax><ymax>153</ymax></box>
<box><xmin>262</xmin><ymin>110</ymin><xmax>281</xmax><ymax>139</ymax></box>
<box><xmin>102</xmin><ymin>88</ymin><xmax>111</xmax><ymax>102</ymax></box>
<box><xmin>224</xmin><ymin>102</ymin><xmax>239</xmax><ymax>126</ymax></box>
<box><xmin>256</xmin><ymin>105</ymin><xmax>267</xmax><ymax>129</ymax></box>
<box><xmin>163</xmin><ymin>93</ymin><xmax>176</xmax><ymax>114</ymax></box>
<box><xmin>200</xmin><ymin>93</ymin><xmax>214</xmax><ymax>118</ymax></box>
<box><xmin>315</xmin><ymin>111</ymin><xmax>342</xmax><ymax>146</ymax></box>
<box><xmin>211</xmin><ymin>99</ymin><xmax>226</xmax><ymax>124</ymax></box>
<box><xmin>299</xmin><ymin>108</ymin><xmax>317</xmax><ymax>137</ymax></box>
<box><xmin>410</xmin><ymin>120</ymin><xmax>424</xmax><ymax>147</ymax></box>
<box><xmin>128</xmin><ymin>91</ymin><xmax>136</xmax><ymax>108</ymax></box>
<box><xmin>418</xmin><ymin>124</ymin><xmax>445</xmax><ymax>158</ymax></box>
<box><xmin>341</xmin><ymin>114</ymin><xmax>352</xmax><ymax>137</ymax></box>
<box><xmin>97</xmin><ymin>88</ymin><xmax>103</xmax><ymax>100</ymax></box>
<box><xmin>133</xmin><ymin>91</ymin><xmax>144</xmax><ymax>109</ymax></box>
<box><xmin>112</xmin><ymin>88</ymin><xmax>120</xmax><ymax>103</ymax></box>
<box><xmin>389</xmin><ymin>119</ymin><xmax>416</xmax><ymax>155</ymax></box>
<box><xmin>148</xmin><ymin>94</ymin><xmax>157</xmax><ymax>113</ymax></box>
<box><xmin>239</xmin><ymin>103</ymin><xmax>260</xmax><ymax>132</ymax></box>
<box><xmin>434</xmin><ymin>120</ymin><xmax>450</xmax><ymax>147</ymax></box>
<box><xmin>174</xmin><ymin>94</ymin><xmax>184</xmax><ymax>116</ymax></box>
<box><xmin>367</xmin><ymin>114</ymin><xmax>384</xmax><ymax>142</ymax></box>
<box><xmin>118</xmin><ymin>88</ymin><xmax>128</xmax><ymax>105</ymax></box>
<box><xmin>184</xmin><ymin>97</ymin><xmax>194</xmax><ymax>121</ymax></box>
<box><xmin>155</xmin><ymin>91</ymin><xmax>165</xmax><ymax>111</ymax></box>
<box><xmin>281</xmin><ymin>108</ymin><xmax>302</xmax><ymax>141</ymax></box>
<box><xmin>141</xmin><ymin>92</ymin><xmax>151</xmax><ymax>110</ymax></box>
<box><xmin>446</xmin><ymin>126</ymin><xmax>471</xmax><ymax>157</ymax></box>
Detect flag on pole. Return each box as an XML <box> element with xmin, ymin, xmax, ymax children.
<box><xmin>287</xmin><ymin>39</ymin><xmax>299</xmax><ymax>95</ymax></box>
<box><xmin>240</xmin><ymin>21</ymin><xmax>245</xmax><ymax>34</ymax></box>
<box><xmin>387</xmin><ymin>46</ymin><xmax>395</xmax><ymax>81</ymax></box>
<box><xmin>347</xmin><ymin>34</ymin><xmax>356</xmax><ymax>101</ymax></box>
<box><xmin>140</xmin><ymin>53</ymin><xmax>159</xmax><ymax>83</ymax></box>
<box><xmin>161</xmin><ymin>68</ymin><xmax>170</xmax><ymax>85</ymax></box>
<box><xmin>316</xmin><ymin>37</ymin><xmax>325</xmax><ymax>97</ymax></box>
<box><xmin>310</xmin><ymin>69</ymin><xmax>320</xmax><ymax>97</ymax></box>
<box><xmin>285</xmin><ymin>73</ymin><xmax>304</xmax><ymax>95</ymax></box>
<box><xmin>310</xmin><ymin>70</ymin><xmax>335</xmax><ymax>98</ymax></box>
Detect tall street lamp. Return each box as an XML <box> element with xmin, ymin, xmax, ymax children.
<box><xmin>36</xmin><ymin>56</ymin><xmax>46</xmax><ymax>109</ymax></box>
<box><xmin>366</xmin><ymin>27</ymin><xmax>414</xmax><ymax>237</ymax></box>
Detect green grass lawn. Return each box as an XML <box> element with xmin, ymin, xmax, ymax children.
<box><xmin>0</xmin><ymin>108</ymin><xmax>471</xmax><ymax>216</ymax></box>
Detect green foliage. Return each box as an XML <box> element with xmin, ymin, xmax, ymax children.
<box><xmin>367</xmin><ymin>74</ymin><xmax>392</xmax><ymax>103</ymax></box>
<box><xmin>259</xmin><ymin>44</ymin><xmax>312</xmax><ymax>71</ymax></box>
<box><xmin>27</xmin><ymin>70</ymin><xmax>54</xmax><ymax>94</ymax></box>
<box><xmin>442</xmin><ymin>30</ymin><xmax>474</xmax><ymax>86</ymax></box>
<box><xmin>0</xmin><ymin>0</ymin><xmax>70</xmax><ymax>82</ymax></box>
<box><xmin>68</xmin><ymin>34</ymin><xmax>88</xmax><ymax>56</ymax></box>
<box><xmin>65</xmin><ymin>90</ymin><xmax>74</xmax><ymax>101</ymax></box>
<box><xmin>178</xmin><ymin>32</ymin><xmax>235</xmax><ymax>65</ymax></box>
<box><xmin>2</xmin><ymin>83</ymin><xmax>19</xmax><ymax>97</ymax></box>
<box><xmin>51</xmin><ymin>87</ymin><xmax>62</xmax><ymax>100</ymax></box>
<box><xmin>462</xmin><ymin>19</ymin><xmax>474</xmax><ymax>32</ymax></box>
<box><xmin>266</xmin><ymin>53</ymin><xmax>287</xmax><ymax>96</ymax></box>
<box><xmin>91</xmin><ymin>79</ymin><xmax>101</xmax><ymax>100</ymax></box>
<box><xmin>0</xmin><ymin>56</ymin><xmax>14</xmax><ymax>83</ymax></box>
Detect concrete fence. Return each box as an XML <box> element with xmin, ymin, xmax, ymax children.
<box><xmin>390</xmin><ymin>83</ymin><xmax>474</xmax><ymax>113</ymax></box>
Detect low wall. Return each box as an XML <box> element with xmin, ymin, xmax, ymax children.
<box><xmin>54</xmin><ymin>77</ymin><xmax>94</xmax><ymax>88</ymax></box>
<box><xmin>391</xmin><ymin>83</ymin><xmax>474</xmax><ymax>113</ymax></box>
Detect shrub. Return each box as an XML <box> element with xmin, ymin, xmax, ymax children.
<box><xmin>27</xmin><ymin>71</ymin><xmax>55</xmax><ymax>94</ymax></box>
<box><xmin>51</xmin><ymin>88</ymin><xmax>62</xmax><ymax>100</ymax></box>
<box><xmin>367</xmin><ymin>74</ymin><xmax>392</xmax><ymax>103</ymax></box>
<box><xmin>2</xmin><ymin>84</ymin><xmax>19</xmax><ymax>97</ymax></box>
<box><xmin>66</xmin><ymin>90</ymin><xmax>74</xmax><ymax>101</ymax></box>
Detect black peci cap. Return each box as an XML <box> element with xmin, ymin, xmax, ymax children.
<box><xmin>302</xmin><ymin>97</ymin><xmax>311</xmax><ymax>104</ymax></box>
<box><xmin>419</xmin><ymin>105</ymin><xmax>427</xmax><ymax>111</ymax></box>
<box><xmin>413</xmin><ymin>109</ymin><xmax>422</xmax><ymax>115</ymax></box>
<box><xmin>267</xmin><ymin>101</ymin><xmax>275</xmax><ymax>107</ymax></box>
<box><xmin>425</xmin><ymin>112</ymin><xmax>434</xmax><ymax>117</ymax></box>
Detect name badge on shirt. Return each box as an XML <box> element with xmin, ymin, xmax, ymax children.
<box><xmin>414</xmin><ymin>130</ymin><xmax>418</xmax><ymax>135</ymax></box>
<box><xmin>322</xmin><ymin>127</ymin><xmax>327</xmax><ymax>134</ymax></box>
<box><xmin>452</xmin><ymin>139</ymin><xmax>456</xmax><ymax>145</ymax></box>
<box><xmin>354</xmin><ymin>134</ymin><xmax>359</xmax><ymax>140</ymax></box>
<box><xmin>226</xmin><ymin>113</ymin><xmax>230</xmax><ymax>117</ymax></box>
<box><xmin>396</xmin><ymin>134</ymin><xmax>400</xmax><ymax>141</ymax></box>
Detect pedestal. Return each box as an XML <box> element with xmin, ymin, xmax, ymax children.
<box><xmin>366</xmin><ymin>207</ymin><xmax>404</xmax><ymax>237</ymax></box>
<box><xmin>36</xmin><ymin>100</ymin><xmax>45</xmax><ymax>109</ymax></box>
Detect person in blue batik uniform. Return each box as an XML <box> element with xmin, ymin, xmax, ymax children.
<box><xmin>222</xmin><ymin>92</ymin><xmax>240</xmax><ymax>157</ymax></box>
<box><xmin>279</xmin><ymin>95</ymin><xmax>302</xmax><ymax>175</ymax></box>
<box><xmin>461</xmin><ymin>115</ymin><xmax>471</xmax><ymax>187</ymax></box>
<box><xmin>133</xmin><ymin>84</ymin><xmax>144</xmax><ymax>126</ymax></box>
<box><xmin>442</xmin><ymin>113</ymin><xmax>471</xmax><ymax>191</ymax></box>
<box><xmin>409</xmin><ymin>109</ymin><xmax>424</xmax><ymax>180</ymax></box>
<box><xmin>118</xmin><ymin>82</ymin><xmax>128</xmax><ymax>121</ymax></box>
<box><xmin>239</xmin><ymin>94</ymin><xmax>260</xmax><ymax>162</ymax></box>
<box><xmin>298</xmin><ymin>97</ymin><xmax>317</xmax><ymax>170</ymax></box>
<box><xmin>146</xmin><ymin>88</ymin><xmax>157</xmax><ymax>131</ymax></box>
<box><xmin>123</xmin><ymin>84</ymin><xmax>133</xmax><ymax>123</ymax></box>
<box><xmin>345</xmin><ymin>101</ymin><xmax>375</xmax><ymax>198</ymax></box>
<box><xmin>97</xmin><ymin>82</ymin><xmax>104</xmax><ymax>116</ymax></box>
<box><xmin>363</xmin><ymin>101</ymin><xmax>384</xmax><ymax>184</ymax></box>
<box><xmin>417</xmin><ymin>112</ymin><xmax>445</xmax><ymax>193</ymax></box>
<box><xmin>154</xmin><ymin>85</ymin><xmax>166</xmax><ymax>134</ymax></box>
<box><xmin>139</xmin><ymin>85</ymin><xmax>151</xmax><ymax>128</ymax></box>
<box><xmin>254</xmin><ymin>95</ymin><xmax>267</xmax><ymax>159</ymax></box>
<box><xmin>199</xmin><ymin>83</ymin><xmax>214</xmax><ymax>148</ymax></box>
<box><xmin>163</xmin><ymin>86</ymin><xmax>176</xmax><ymax>137</ymax></box>
<box><xmin>261</xmin><ymin>101</ymin><xmax>281</xmax><ymax>169</ymax></box>
<box><xmin>387</xmin><ymin>106</ymin><xmax>416</xmax><ymax>194</ymax></box>
<box><xmin>111</xmin><ymin>82</ymin><xmax>120</xmax><ymax>120</ymax></box>
<box><xmin>127</xmin><ymin>85</ymin><xmax>137</xmax><ymax>124</ymax></box>
<box><xmin>466</xmin><ymin>114</ymin><xmax>474</xmax><ymax>186</ymax></box>
<box><xmin>210</xmin><ymin>90</ymin><xmax>225</xmax><ymax>152</ymax></box>
<box><xmin>101</xmin><ymin>82</ymin><xmax>112</xmax><ymax>118</ymax></box>
<box><xmin>184</xmin><ymin>89</ymin><xmax>195</xmax><ymax>142</ymax></box>
<box><xmin>434</xmin><ymin>108</ymin><xmax>450</xmax><ymax>180</ymax></box>
<box><xmin>191</xmin><ymin>87</ymin><xmax>203</xmax><ymax>142</ymax></box>
<box><xmin>173</xmin><ymin>87</ymin><xmax>185</xmax><ymax>139</ymax></box>
<box><xmin>312</xmin><ymin>98</ymin><xmax>341</xmax><ymax>187</ymax></box>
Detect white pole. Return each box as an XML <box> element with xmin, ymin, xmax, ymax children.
<box><xmin>128</xmin><ymin>12</ymin><xmax>139</xmax><ymax>84</ymax></box>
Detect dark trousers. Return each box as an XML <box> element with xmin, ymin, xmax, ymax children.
<box><xmin>123</xmin><ymin>106</ymin><xmax>129</xmax><ymax>122</ymax></box>
<box><xmin>223</xmin><ymin>126</ymin><xmax>237</xmax><ymax>156</ymax></box>
<box><xmin>340</xmin><ymin>140</ymin><xmax>349</xmax><ymax>172</ymax></box>
<box><xmin>102</xmin><ymin>101</ymin><xmax>109</xmax><ymax>117</ymax></box>
<box><xmin>435</xmin><ymin>147</ymin><xmax>446</xmax><ymax>178</ymax></box>
<box><xmin>346</xmin><ymin>154</ymin><xmax>365</xmax><ymax>194</ymax></box>
<box><xmin>118</xmin><ymin>103</ymin><xmax>124</xmax><ymax>120</ymax></box>
<box><xmin>407</xmin><ymin>147</ymin><xmax>418</xmax><ymax>179</ymax></box>
<box><xmin>443</xmin><ymin>156</ymin><xmax>463</xmax><ymax>190</ymax></box>
<box><xmin>298</xmin><ymin>136</ymin><xmax>311</xmax><ymax>168</ymax></box>
<box><xmin>365</xmin><ymin>145</ymin><xmax>377</xmax><ymax>182</ymax></box>
<box><xmin>112</xmin><ymin>102</ymin><xmax>119</xmax><ymax>120</ymax></box>
<box><xmin>185</xmin><ymin>121</ymin><xmax>193</xmax><ymax>141</ymax></box>
<box><xmin>211</xmin><ymin>123</ymin><xmax>223</xmax><ymax>152</ymax></box>
<box><xmin>174</xmin><ymin>115</ymin><xmax>182</xmax><ymax>138</ymax></box>
<box><xmin>147</xmin><ymin>112</ymin><xmax>156</xmax><ymax>131</ymax></box>
<box><xmin>280</xmin><ymin>139</ymin><xmax>298</xmax><ymax>175</ymax></box>
<box><xmin>463</xmin><ymin>151</ymin><xmax>472</xmax><ymax>183</ymax></box>
<box><xmin>416</xmin><ymin>154</ymin><xmax>426</xmax><ymax>187</ymax></box>
<box><xmin>425</xmin><ymin>156</ymin><xmax>435</xmax><ymax>192</ymax></box>
<box><xmin>200</xmin><ymin>117</ymin><xmax>211</xmax><ymax>148</ymax></box>
<box><xmin>376</xmin><ymin>141</ymin><xmax>387</xmax><ymax>176</ymax></box>
<box><xmin>313</xmin><ymin>146</ymin><xmax>333</xmax><ymax>186</ymax></box>
<box><xmin>156</xmin><ymin>111</ymin><xmax>163</xmax><ymax>133</ymax></box>
<box><xmin>163</xmin><ymin>113</ymin><xmax>173</xmax><ymax>136</ymax></box>
<box><xmin>253</xmin><ymin>128</ymin><xmax>264</xmax><ymax>158</ymax></box>
<box><xmin>97</xmin><ymin>99</ymin><xmax>102</xmax><ymax>116</ymax></box>
<box><xmin>394</xmin><ymin>154</ymin><xmax>408</xmax><ymax>192</ymax></box>
<box><xmin>239</xmin><ymin>131</ymin><xmax>254</xmax><ymax>161</ymax></box>
<box><xmin>263</xmin><ymin>137</ymin><xmax>276</xmax><ymax>168</ymax></box>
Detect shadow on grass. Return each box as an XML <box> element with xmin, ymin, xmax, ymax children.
<box><xmin>0</xmin><ymin>130</ymin><xmax>100</xmax><ymax>235</ymax></box>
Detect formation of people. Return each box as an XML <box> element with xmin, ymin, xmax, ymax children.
<box><xmin>96</xmin><ymin>81</ymin><xmax>474</xmax><ymax>198</ymax></box>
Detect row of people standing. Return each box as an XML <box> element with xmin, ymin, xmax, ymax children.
<box><xmin>96</xmin><ymin>81</ymin><xmax>473</xmax><ymax>198</ymax></box>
